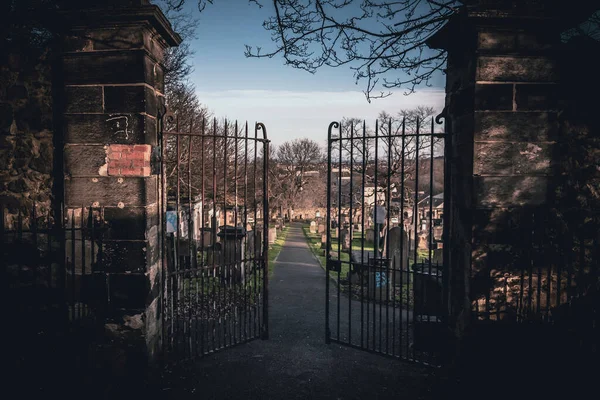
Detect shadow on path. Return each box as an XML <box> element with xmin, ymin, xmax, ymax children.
<box><xmin>159</xmin><ymin>223</ymin><xmax>440</xmax><ymax>400</ymax></box>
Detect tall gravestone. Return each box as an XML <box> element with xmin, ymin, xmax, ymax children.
<box><xmin>59</xmin><ymin>1</ymin><xmax>181</xmax><ymax>371</ymax></box>
<box><xmin>384</xmin><ymin>227</ymin><xmax>410</xmax><ymax>285</ymax></box>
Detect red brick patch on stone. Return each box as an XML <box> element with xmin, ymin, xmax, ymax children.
<box><xmin>107</xmin><ymin>144</ymin><xmax>151</xmax><ymax>177</ymax></box>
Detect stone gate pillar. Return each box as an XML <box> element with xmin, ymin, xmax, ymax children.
<box><xmin>427</xmin><ymin>1</ymin><xmax>566</xmax><ymax>362</ymax></box>
<box><xmin>58</xmin><ymin>0</ymin><xmax>181</xmax><ymax>372</ymax></box>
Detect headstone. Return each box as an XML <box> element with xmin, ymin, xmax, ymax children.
<box><xmin>433</xmin><ymin>226</ymin><xmax>443</xmax><ymax>241</ymax></box>
<box><xmin>254</xmin><ymin>230</ymin><xmax>263</xmax><ymax>257</ymax></box>
<box><xmin>432</xmin><ymin>248</ymin><xmax>443</xmax><ymax>266</ymax></box>
<box><xmin>202</xmin><ymin>229</ymin><xmax>213</xmax><ymax>247</ymax></box>
<box><xmin>318</xmin><ymin>224</ymin><xmax>325</xmax><ymax>234</ymax></box>
<box><xmin>366</xmin><ymin>228</ymin><xmax>375</xmax><ymax>243</ymax></box>
<box><xmin>321</xmin><ymin>233</ymin><xmax>327</xmax><ymax>249</ymax></box>
<box><xmin>246</xmin><ymin>230</ymin><xmax>254</xmax><ymax>258</ymax></box>
<box><xmin>268</xmin><ymin>227</ymin><xmax>277</xmax><ymax>244</ymax></box>
<box><xmin>341</xmin><ymin>228</ymin><xmax>351</xmax><ymax>250</ymax></box>
<box><xmin>367</xmin><ymin>258</ymin><xmax>391</xmax><ymax>300</ymax></box>
<box><xmin>341</xmin><ymin>213</ymin><xmax>349</xmax><ymax>224</ymax></box>
<box><xmin>310</xmin><ymin>221</ymin><xmax>317</xmax><ymax>233</ymax></box>
<box><xmin>383</xmin><ymin>227</ymin><xmax>410</xmax><ymax>286</ymax></box>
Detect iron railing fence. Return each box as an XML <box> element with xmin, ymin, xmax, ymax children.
<box><xmin>2</xmin><ymin>202</ymin><xmax>108</xmax><ymax>392</ymax></box>
<box><xmin>2</xmin><ymin>202</ymin><xmax>107</xmax><ymax>330</ymax></box>
<box><xmin>470</xmin><ymin>206</ymin><xmax>599</xmax><ymax>357</ymax></box>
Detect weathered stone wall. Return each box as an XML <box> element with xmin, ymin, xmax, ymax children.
<box><xmin>59</xmin><ymin>4</ymin><xmax>180</xmax><ymax>371</ymax></box>
<box><xmin>427</xmin><ymin>4</ymin><xmax>568</xmax><ymax>361</ymax></box>
<box><xmin>469</xmin><ymin>20</ymin><xmax>561</xmax><ymax>319</ymax></box>
<box><xmin>0</xmin><ymin>42</ymin><xmax>55</xmax><ymax>222</ymax></box>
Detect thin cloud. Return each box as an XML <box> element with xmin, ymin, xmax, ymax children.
<box><xmin>195</xmin><ymin>89</ymin><xmax>445</xmax><ymax>147</ymax></box>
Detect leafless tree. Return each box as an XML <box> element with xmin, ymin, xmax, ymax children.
<box><xmin>241</xmin><ymin>0</ymin><xmax>459</xmax><ymax>101</ymax></box>
<box><xmin>269</xmin><ymin>138</ymin><xmax>325</xmax><ymax>218</ymax></box>
<box><xmin>330</xmin><ymin>107</ymin><xmax>441</xmax><ymax>225</ymax></box>
<box><xmin>188</xmin><ymin>1</ymin><xmax>600</xmax><ymax>102</ymax></box>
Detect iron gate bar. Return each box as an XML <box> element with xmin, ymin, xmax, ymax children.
<box><xmin>243</xmin><ymin>122</ymin><xmax>248</xmax><ymax>343</ymax></box>
<box><xmin>400</xmin><ymin>117</ymin><xmax>407</xmax><ymax>360</ymax></box>
<box><xmin>337</xmin><ymin>120</ymin><xmax>342</xmax><ymax>343</ymax></box>
<box><xmin>325</xmin><ymin>121</ymin><xmax>335</xmax><ymax>344</ymax></box>
<box><xmin>412</xmin><ymin>117</ymin><xmax>419</xmax><ymax>361</ymax></box>
<box><xmin>348</xmin><ymin>122</ymin><xmax>354</xmax><ymax>346</ymax></box>
<box><xmin>387</xmin><ymin>118</ymin><xmax>392</xmax><ymax>357</ymax></box>
<box><xmin>428</xmin><ymin>118</ymin><xmax>434</xmax><ymax>365</ymax></box>
<box><xmin>361</xmin><ymin>121</ymin><xmax>366</xmax><ymax>350</ymax></box>
<box><xmin>325</xmin><ymin>116</ymin><xmax>449</xmax><ymax>367</ymax></box>
<box><xmin>374</xmin><ymin>119</ymin><xmax>378</xmax><ymax>354</ymax></box>
<box><xmin>258</xmin><ymin>122</ymin><xmax>270</xmax><ymax>340</ymax></box>
<box><xmin>159</xmin><ymin>112</ymin><xmax>269</xmax><ymax>364</ymax></box>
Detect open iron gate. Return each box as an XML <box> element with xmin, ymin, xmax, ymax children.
<box><xmin>325</xmin><ymin>116</ymin><xmax>450</xmax><ymax>366</ymax></box>
<box><xmin>158</xmin><ymin>110</ymin><xmax>270</xmax><ymax>364</ymax></box>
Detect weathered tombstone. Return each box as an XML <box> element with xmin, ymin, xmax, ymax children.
<box><xmin>268</xmin><ymin>227</ymin><xmax>277</xmax><ymax>244</ymax></box>
<box><xmin>433</xmin><ymin>226</ymin><xmax>443</xmax><ymax>241</ymax></box>
<box><xmin>383</xmin><ymin>227</ymin><xmax>410</xmax><ymax>286</ymax></box>
<box><xmin>310</xmin><ymin>220</ymin><xmax>317</xmax><ymax>233</ymax></box>
<box><xmin>417</xmin><ymin>233</ymin><xmax>428</xmax><ymax>249</ymax></box>
<box><xmin>366</xmin><ymin>228</ymin><xmax>375</xmax><ymax>243</ymax></box>
<box><xmin>254</xmin><ymin>229</ymin><xmax>263</xmax><ymax>258</ymax></box>
<box><xmin>318</xmin><ymin>223</ymin><xmax>325</xmax><ymax>234</ymax></box>
<box><xmin>342</xmin><ymin>213</ymin><xmax>349</xmax><ymax>224</ymax></box>
<box><xmin>367</xmin><ymin>258</ymin><xmax>391</xmax><ymax>300</ymax></box>
<box><xmin>321</xmin><ymin>233</ymin><xmax>327</xmax><ymax>249</ymax></box>
<box><xmin>206</xmin><ymin>242</ymin><xmax>223</xmax><ymax>266</ymax></box>
<box><xmin>432</xmin><ymin>248</ymin><xmax>443</xmax><ymax>266</ymax></box>
<box><xmin>341</xmin><ymin>228</ymin><xmax>351</xmax><ymax>250</ymax></box>
<box><xmin>197</xmin><ymin>227</ymin><xmax>213</xmax><ymax>248</ymax></box>
<box><xmin>246</xmin><ymin>230</ymin><xmax>254</xmax><ymax>258</ymax></box>
<box><xmin>217</xmin><ymin>226</ymin><xmax>246</xmax><ymax>282</ymax></box>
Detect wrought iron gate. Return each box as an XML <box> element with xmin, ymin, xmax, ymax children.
<box><xmin>159</xmin><ymin>110</ymin><xmax>270</xmax><ymax>364</ymax></box>
<box><xmin>325</xmin><ymin>116</ymin><xmax>449</xmax><ymax>366</ymax></box>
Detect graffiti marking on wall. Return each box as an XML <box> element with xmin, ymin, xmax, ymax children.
<box><xmin>107</xmin><ymin>114</ymin><xmax>130</xmax><ymax>139</ymax></box>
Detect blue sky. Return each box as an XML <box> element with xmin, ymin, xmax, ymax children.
<box><xmin>181</xmin><ymin>1</ymin><xmax>446</xmax><ymax>148</ymax></box>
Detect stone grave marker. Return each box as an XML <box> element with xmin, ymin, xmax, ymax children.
<box><xmin>367</xmin><ymin>258</ymin><xmax>391</xmax><ymax>300</ymax></box>
<box><xmin>366</xmin><ymin>228</ymin><xmax>375</xmax><ymax>243</ymax></box>
<box><xmin>310</xmin><ymin>220</ymin><xmax>317</xmax><ymax>233</ymax></box>
<box><xmin>341</xmin><ymin>228</ymin><xmax>351</xmax><ymax>250</ymax></box>
<box><xmin>318</xmin><ymin>223</ymin><xmax>325</xmax><ymax>234</ymax></box>
<box><xmin>268</xmin><ymin>227</ymin><xmax>277</xmax><ymax>244</ymax></box>
<box><xmin>383</xmin><ymin>226</ymin><xmax>410</xmax><ymax>286</ymax></box>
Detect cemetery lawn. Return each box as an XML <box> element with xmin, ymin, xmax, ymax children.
<box><xmin>268</xmin><ymin>226</ymin><xmax>289</xmax><ymax>275</ymax></box>
<box><xmin>301</xmin><ymin>224</ymin><xmax>375</xmax><ymax>282</ymax></box>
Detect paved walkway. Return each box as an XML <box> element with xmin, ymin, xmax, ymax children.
<box><xmin>159</xmin><ymin>223</ymin><xmax>440</xmax><ymax>399</ymax></box>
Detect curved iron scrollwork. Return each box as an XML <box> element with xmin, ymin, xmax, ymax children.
<box><xmin>435</xmin><ymin>106</ymin><xmax>447</xmax><ymax>125</ymax></box>
<box><xmin>328</xmin><ymin>121</ymin><xmax>340</xmax><ymax>138</ymax></box>
<box><xmin>255</xmin><ymin>122</ymin><xmax>268</xmax><ymax>140</ymax></box>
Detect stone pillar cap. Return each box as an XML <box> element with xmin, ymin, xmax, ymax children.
<box><xmin>59</xmin><ymin>4</ymin><xmax>182</xmax><ymax>47</ymax></box>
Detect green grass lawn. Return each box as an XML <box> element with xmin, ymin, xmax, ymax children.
<box><xmin>302</xmin><ymin>224</ymin><xmax>376</xmax><ymax>281</ymax></box>
<box><xmin>301</xmin><ymin>223</ymin><xmax>428</xmax><ymax>306</ymax></box>
<box><xmin>268</xmin><ymin>225</ymin><xmax>289</xmax><ymax>276</ymax></box>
